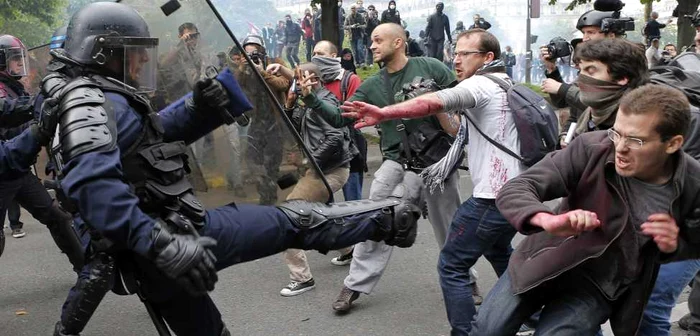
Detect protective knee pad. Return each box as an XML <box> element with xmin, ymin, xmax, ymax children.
<box><xmin>383</xmin><ymin>202</ymin><xmax>421</xmax><ymax>248</ymax></box>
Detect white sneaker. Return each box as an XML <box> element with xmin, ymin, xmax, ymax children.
<box><xmin>330</xmin><ymin>250</ymin><xmax>354</xmax><ymax>266</ymax></box>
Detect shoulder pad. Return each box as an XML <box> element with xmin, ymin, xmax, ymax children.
<box><xmin>59</xmin><ymin>89</ymin><xmax>116</xmax><ymax>162</ymax></box>
<box><xmin>58</xmin><ymin>77</ymin><xmax>105</xmax><ymax>112</ymax></box>
<box><xmin>41</xmin><ymin>72</ymin><xmax>68</xmax><ymax>98</ymax></box>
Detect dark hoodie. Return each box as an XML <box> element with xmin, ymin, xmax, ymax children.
<box><xmin>340</xmin><ymin>48</ymin><xmax>357</xmax><ymax>74</ymax></box>
<box><xmin>381</xmin><ymin>1</ymin><xmax>401</xmax><ymax>25</ymax></box>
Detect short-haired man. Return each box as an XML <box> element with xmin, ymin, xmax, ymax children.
<box><xmin>540</xmin><ymin>9</ymin><xmax>620</xmax><ymax>148</ymax></box>
<box><xmin>644</xmin><ymin>11</ymin><xmax>672</xmax><ymax>46</ymax></box>
<box><xmin>555</xmin><ymin>38</ymin><xmax>700</xmax><ymax>336</ymax></box>
<box><xmin>664</xmin><ymin>43</ymin><xmax>677</xmax><ymax>57</ymax></box>
<box><xmin>302</xmin><ymin>23</ymin><xmax>464</xmax><ymax>314</ymax></box>
<box><xmin>469</xmin><ymin>84</ymin><xmax>700</xmax><ymax>336</ymax></box>
<box><xmin>342</xmin><ymin>29</ymin><xmax>524</xmax><ymax>334</ymax></box>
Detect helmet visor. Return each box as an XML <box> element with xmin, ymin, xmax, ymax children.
<box><xmin>123</xmin><ymin>43</ymin><xmax>158</xmax><ymax>93</ymax></box>
<box><xmin>2</xmin><ymin>47</ymin><xmax>28</xmax><ymax>77</ymax></box>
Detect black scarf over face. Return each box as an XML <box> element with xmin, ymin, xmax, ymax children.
<box><xmin>340</xmin><ymin>48</ymin><xmax>356</xmax><ymax>74</ymax></box>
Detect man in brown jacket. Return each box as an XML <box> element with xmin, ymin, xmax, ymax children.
<box><xmin>471</xmin><ymin>84</ymin><xmax>700</xmax><ymax>335</ymax></box>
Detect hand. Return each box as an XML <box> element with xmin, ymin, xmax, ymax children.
<box><xmin>150</xmin><ymin>223</ymin><xmax>218</xmax><ymax>296</ymax></box>
<box><xmin>641</xmin><ymin>213</ymin><xmax>679</xmax><ymax>253</ymax></box>
<box><xmin>266</xmin><ymin>63</ymin><xmax>281</xmax><ymax>74</ymax></box>
<box><xmin>340</xmin><ymin>100</ymin><xmax>385</xmax><ymax>128</ymax></box>
<box><xmin>252</xmin><ymin>60</ymin><xmax>264</xmax><ymax>72</ymax></box>
<box><xmin>539</xmin><ymin>46</ymin><xmax>557</xmax><ymax>72</ymax></box>
<box><xmin>34</xmin><ymin>97</ymin><xmax>60</xmax><ymax>146</ymax></box>
<box><xmin>541</xmin><ymin>79</ymin><xmax>562</xmax><ymax>94</ymax></box>
<box><xmin>559</xmin><ymin>135</ymin><xmax>569</xmax><ymax>149</ymax></box>
<box><xmin>531</xmin><ymin>210</ymin><xmax>601</xmax><ymax>237</ymax></box>
<box><xmin>193</xmin><ymin>78</ymin><xmax>230</xmax><ymax>109</ymax></box>
<box><xmin>298</xmin><ymin>70</ymin><xmax>318</xmax><ymax>97</ymax></box>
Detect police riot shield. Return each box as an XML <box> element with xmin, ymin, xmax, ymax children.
<box><xmin>114</xmin><ymin>0</ymin><xmax>331</xmax><ymax>208</ymax></box>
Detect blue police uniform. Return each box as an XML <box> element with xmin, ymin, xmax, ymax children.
<box><xmin>54</xmin><ymin>68</ymin><xmax>418</xmax><ymax>336</ymax></box>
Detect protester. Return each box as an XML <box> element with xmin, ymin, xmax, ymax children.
<box><xmin>425</xmin><ymin>2</ymin><xmax>451</xmax><ymax>61</ymax></box>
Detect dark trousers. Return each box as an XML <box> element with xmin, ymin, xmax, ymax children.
<box><xmin>427</xmin><ymin>38</ymin><xmax>444</xmax><ymax>61</ymax></box>
<box><xmin>0</xmin><ymin>173</ymin><xmax>54</xmax><ymax>229</ymax></box>
<box><xmin>688</xmin><ymin>273</ymin><xmax>700</xmax><ymax>334</ymax></box>
<box><xmin>305</xmin><ymin>37</ymin><xmax>315</xmax><ymax>61</ymax></box>
<box><xmin>7</xmin><ymin>201</ymin><xmax>22</xmax><ymax>229</ymax></box>
<box><xmin>64</xmin><ymin>203</ymin><xmax>389</xmax><ymax>335</ymax></box>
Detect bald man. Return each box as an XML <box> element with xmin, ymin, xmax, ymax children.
<box><xmin>296</xmin><ymin>23</ymin><xmax>469</xmax><ymax>313</ymax></box>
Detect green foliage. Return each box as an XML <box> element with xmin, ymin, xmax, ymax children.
<box><xmin>0</xmin><ymin>0</ymin><xmax>68</xmax><ymax>48</ymax></box>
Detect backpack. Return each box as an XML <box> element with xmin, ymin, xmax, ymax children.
<box><xmin>649</xmin><ymin>52</ymin><xmax>700</xmax><ymax>160</ymax></box>
<box><xmin>339</xmin><ymin>70</ymin><xmax>368</xmax><ymax>172</ymax></box>
<box><xmin>464</xmin><ymin>74</ymin><xmax>559</xmax><ymax>167</ymax></box>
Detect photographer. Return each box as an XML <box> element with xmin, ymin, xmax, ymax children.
<box><xmin>540</xmin><ymin>9</ymin><xmax>624</xmax><ymax>148</ymax></box>
<box><xmin>236</xmin><ymin>35</ymin><xmax>290</xmax><ymax>205</ymax></box>
<box><xmin>277</xmin><ymin>62</ymin><xmax>358</xmax><ymax>296</ymax></box>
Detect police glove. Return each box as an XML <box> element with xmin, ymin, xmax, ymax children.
<box><xmin>150</xmin><ymin>222</ymin><xmax>219</xmax><ymax>296</ymax></box>
<box><xmin>193</xmin><ymin>78</ymin><xmax>230</xmax><ymax>110</ymax></box>
<box><xmin>31</xmin><ymin>97</ymin><xmax>60</xmax><ymax>146</ymax></box>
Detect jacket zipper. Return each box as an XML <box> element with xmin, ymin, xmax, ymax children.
<box><xmin>516</xmin><ymin>179</ymin><xmax>630</xmax><ymax>294</ymax></box>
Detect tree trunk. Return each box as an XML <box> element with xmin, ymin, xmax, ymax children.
<box><xmin>644</xmin><ymin>2</ymin><xmax>652</xmax><ymax>22</ymax></box>
<box><xmin>321</xmin><ymin>0</ymin><xmax>340</xmax><ymax>48</ymax></box>
<box><xmin>677</xmin><ymin>0</ymin><xmax>700</xmax><ymax>50</ymax></box>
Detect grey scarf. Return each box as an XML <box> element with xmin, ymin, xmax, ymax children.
<box><xmin>311</xmin><ymin>56</ymin><xmax>343</xmax><ymax>83</ymax></box>
<box><xmin>421</xmin><ymin>59</ymin><xmax>507</xmax><ymax>193</ymax></box>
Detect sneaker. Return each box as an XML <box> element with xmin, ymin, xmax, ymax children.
<box><xmin>11</xmin><ymin>228</ymin><xmax>25</xmax><ymax>238</ymax></box>
<box><xmin>680</xmin><ymin>313</ymin><xmax>692</xmax><ymax>331</ymax></box>
<box><xmin>330</xmin><ymin>249</ymin><xmax>354</xmax><ymax>266</ymax></box>
<box><xmin>332</xmin><ymin>286</ymin><xmax>360</xmax><ymax>313</ymax></box>
<box><xmin>516</xmin><ymin>322</ymin><xmax>536</xmax><ymax>336</ymax></box>
<box><xmin>472</xmin><ymin>282</ymin><xmax>484</xmax><ymax>306</ymax></box>
<box><xmin>280</xmin><ymin>278</ymin><xmax>316</xmax><ymax>297</ymax></box>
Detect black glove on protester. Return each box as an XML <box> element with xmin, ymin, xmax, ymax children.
<box><xmin>150</xmin><ymin>222</ymin><xmax>218</xmax><ymax>296</ymax></box>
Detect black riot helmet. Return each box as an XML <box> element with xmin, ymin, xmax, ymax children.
<box><xmin>576</xmin><ymin>10</ymin><xmax>615</xmax><ymax>31</ymax></box>
<box><xmin>61</xmin><ymin>2</ymin><xmax>159</xmax><ymax>93</ymax></box>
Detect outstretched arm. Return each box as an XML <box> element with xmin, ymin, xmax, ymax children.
<box><xmin>341</xmin><ymin>84</ymin><xmax>477</xmax><ymax>128</ymax></box>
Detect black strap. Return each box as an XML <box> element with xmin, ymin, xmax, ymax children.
<box><xmin>463</xmin><ymin>74</ymin><xmax>525</xmax><ymax>163</ymax></box>
<box><xmin>382</xmin><ymin>69</ymin><xmax>413</xmax><ymax>164</ymax></box>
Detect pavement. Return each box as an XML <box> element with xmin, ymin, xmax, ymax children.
<box><xmin>0</xmin><ymin>140</ymin><xmax>693</xmax><ymax>335</ymax></box>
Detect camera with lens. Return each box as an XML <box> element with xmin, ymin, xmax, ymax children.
<box><xmin>593</xmin><ymin>0</ymin><xmax>635</xmax><ymax>35</ymax></box>
<box><xmin>248</xmin><ymin>50</ymin><xmax>263</xmax><ymax>65</ymax></box>
<box><xmin>545</xmin><ymin>37</ymin><xmax>572</xmax><ymax>61</ymax></box>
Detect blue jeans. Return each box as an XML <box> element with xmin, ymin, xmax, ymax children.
<box><xmin>351</xmin><ymin>37</ymin><xmax>365</xmax><ymax>65</ymax></box>
<box><xmin>342</xmin><ymin>172</ymin><xmax>364</xmax><ymax>201</ymax></box>
<box><xmin>472</xmin><ymin>270</ymin><xmax>612</xmax><ymax>336</ymax></box>
<box><xmin>438</xmin><ymin>197</ymin><xmax>517</xmax><ymax>335</ymax></box>
<box><xmin>639</xmin><ymin>260</ymin><xmax>700</xmax><ymax>336</ymax></box>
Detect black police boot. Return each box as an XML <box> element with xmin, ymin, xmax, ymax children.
<box><xmin>278</xmin><ymin>197</ymin><xmax>421</xmax><ymax>252</ymax></box>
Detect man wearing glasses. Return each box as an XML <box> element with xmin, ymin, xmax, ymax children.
<box><xmin>472</xmin><ymin>83</ymin><xmax>700</xmax><ymax>335</ymax></box>
<box><xmin>341</xmin><ymin>28</ymin><xmax>524</xmax><ymax>334</ymax></box>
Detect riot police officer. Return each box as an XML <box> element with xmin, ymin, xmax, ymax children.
<box><xmin>48</xmin><ymin>3</ymin><xmax>420</xmax><ymax>336</ymax></box>
<box><xmin>0</xmin><ymin>34</ymin><xmax>83</xmax><ymax>266</ymax></box>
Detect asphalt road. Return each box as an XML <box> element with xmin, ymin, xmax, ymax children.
<box><xmin>0</xmin><ymin>169</ymin><xmax>691</xmax><ymax>336</ymax></box>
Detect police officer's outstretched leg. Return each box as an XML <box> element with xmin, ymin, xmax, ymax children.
<box><xmin>46</xmin><ymin>3</ymin><xmax>421</xmax><ymax>335</ymax></box>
